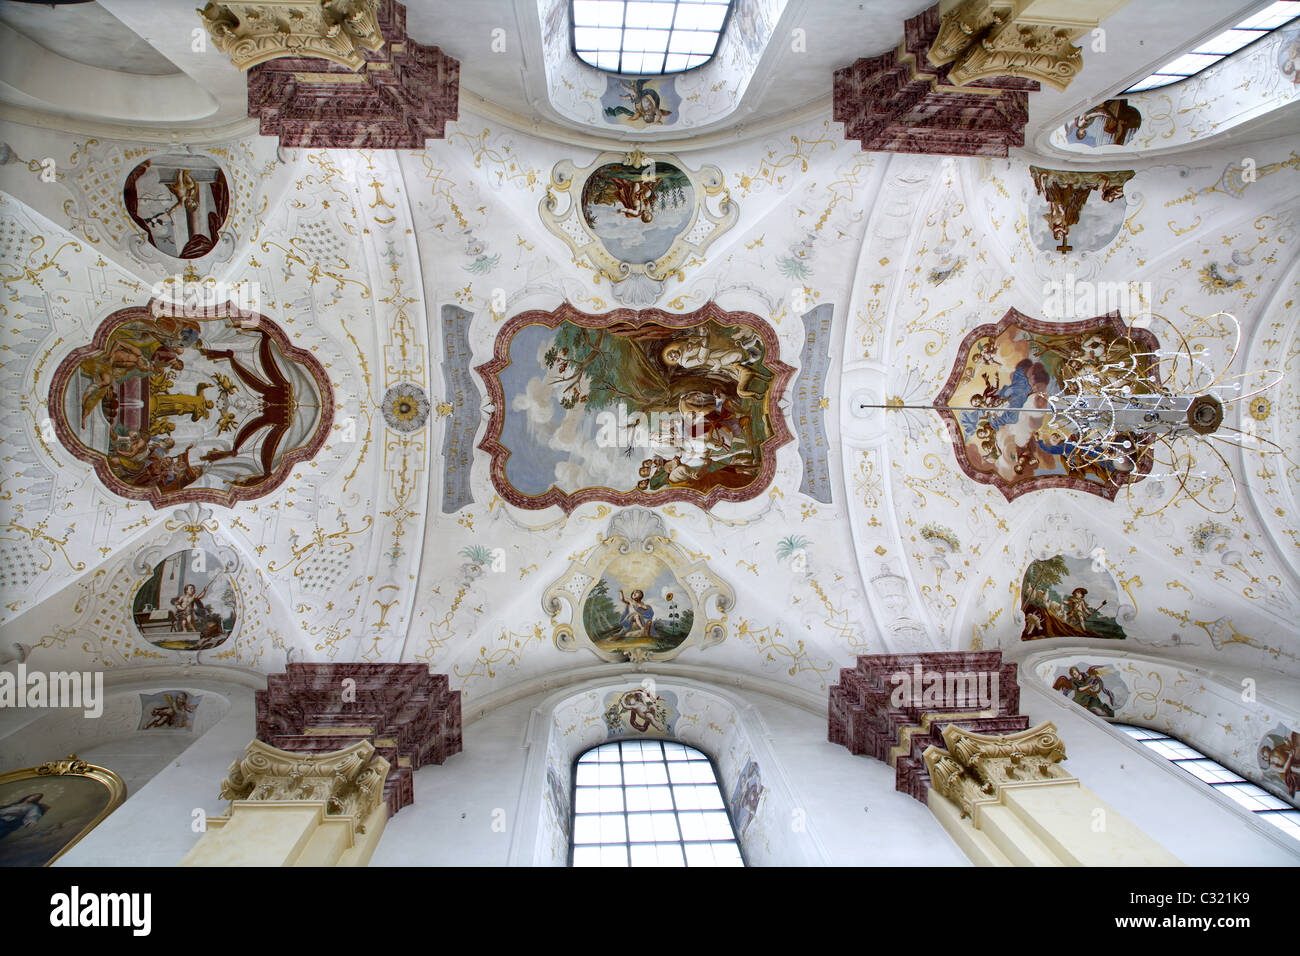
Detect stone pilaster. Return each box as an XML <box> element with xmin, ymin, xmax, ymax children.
<box><xmin>181</xmin><ymin>739</ymin><xmax>390</xmax><ymax>867</ymax></box>
<box><xmin>923</xmin><ymin>722</ymin><xmax>1183</xmax><ymax>866</ymax></box>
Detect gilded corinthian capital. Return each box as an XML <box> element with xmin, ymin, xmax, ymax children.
<box><xmin>217</xmin><ymin>739</ymin><xmax>390</xmax><ymax>833</ymax></box>
<box><xmin>197</xmin><ymin>0</ymin><xmax>385</xmax><ymax>72</ymax></box>
<box><xmin>923</xmin><ymin>721</ymin><xmax>1074</xmax><ymax>817</ymax></box>
<box><xmin>927</xmin><ymin>0</ymin><xmax>1087</xmax><ymax>92</ymax></box>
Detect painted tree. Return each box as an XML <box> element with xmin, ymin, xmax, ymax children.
<box><xmin>543</xmin><ymin>325</ymin><xmax>635</xmax><ymax>410</ymax></box>
<box><xmin>1023</xmin><ymin>555</ymin><xmax>1069</xmax><ymax>600</ymax></box>
<box><xmin>582</xmin><ymin>577</ymin><xmax>624</xmax><ymax>641</ymax></box>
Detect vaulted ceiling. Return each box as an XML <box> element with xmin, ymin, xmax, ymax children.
<box><xmin>0</xmin><ymin>0</ymin><xmax>1296</xmax><ymax>724</ymax></box>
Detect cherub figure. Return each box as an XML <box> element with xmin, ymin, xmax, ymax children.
<box><xmin>171</xmin><ymin>582</ymin><xmax>211</xmax><ymax>632</ymax></box>
<box><xmin>661</xmin><ymin>327</ymin><xmax>761</xmax><ymax>397</ymax></box>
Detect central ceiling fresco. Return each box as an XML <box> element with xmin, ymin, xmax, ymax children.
<box><xmin>0</xmin><ymin>1</ymin><xmax>1296</xmax><ymax>754</ymax></box>
<box><xmin>477</xmin><ymin>302</ymin><xmax>793</xmax><ymax>512</ymax></box>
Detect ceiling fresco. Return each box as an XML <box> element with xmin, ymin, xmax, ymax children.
<box><xmin>122</xmin><ymin>154</ymin><xmax>230</xmax><ymax>260</ymax></box>
<box><xmin>933</xmin><ymin>307</ymin><xmax>1162</xmax><ymax>502</ymax></box>
<box><xmin>49</xmin><ymin>303</ymin><xmax>333</xmax><ymax>507</ymax></box>
<box><xmin>0</xmin><ymin>22</ymin><xmax>1296</xmax><ymax>751</ymax></box>
<box><xmin>539</xmin><ymin>151</ymin><xmax>739</xmax><ymax>306</ymax></box>
<box><xmin>476</xmin><ymin>302</ymin><xmax>793</xmax><ymax>512</ymax></box>
<box><xmin>543</xmin><ymin>508</ymin><xmax>736</xmax><ymax>662</ymax></box>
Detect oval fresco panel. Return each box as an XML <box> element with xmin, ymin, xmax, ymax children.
<box><xmin>123</xmin><ymin>154</ymin><xmax>230</xmax><ymax>260</ymax></box>
<box><xmin>132</xmin><ymin>549</ymin><xmax>237</xmax><ymax>651</ymax></box>
<box><xmin>935</xmin><ymin>309</ymin><xmax>1160</xmax><ymax>502</ymax></box>
<box><xmin>580</xmin><ymin>161</ymin><xmax>694</xmax><ymax>264</ymax></box>
<box><xmin>49</xmin><ymin>303</ymin><xmax>333</xmax><ymax>508</ymax></box>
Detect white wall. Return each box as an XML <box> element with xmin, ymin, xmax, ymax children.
<box><xmin>9</xmin><ymin>666</ymin><xmax>1293</xmax><ymax>866</ymax></box>
<box><xmin>49</xmin><ymin>678</ymin><xmax>258</xmax><ymax>867</ymax></box>
<box><xmin>752</xmin><ymin>694</ymin><xmax>971</xmax><ymax>866</ymax></box>
<box><xmin>374</xmin><ymin>673</ymin><xmax>969</xmax><ymax>867</ymax></box>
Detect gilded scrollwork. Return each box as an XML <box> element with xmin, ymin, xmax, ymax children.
<box><xmin>923</xmin><ymin>721</ymin><xmax>1073</xmax><ymax>818</ymax></box>
<box><xmin>928</xmin><ymin>0</ymin><xmax>1085</xmax><ymax>92</ymax></box>
<box><xmin>543</xmin><ymin>508</ymin><xmax>736</xmax><ymax>664</ymax></box>
<box><xmin>538</xmin><ymin>151</ymin><xmax>738</xmax><ymax>307</ymax></box>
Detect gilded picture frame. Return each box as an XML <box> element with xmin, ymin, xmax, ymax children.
<box><xmin>0</xmin><ymin>756</ymin><xmax>127</xmax><ymax>867</ymax></box>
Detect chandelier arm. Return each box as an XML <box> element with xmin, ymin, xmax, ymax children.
<box><xmin>1188</xmin><ymin>311</ymin><xmax>1242</xmax><ymax>393</ymax></box>
<box><xmin>1187</xmin><ymin>435</ymin><xmax>1240</xmax><ymax>515</ymax></box>
<box><xmin>1122</xmin><ymin>438</ymin><xmax>1173</xmax><ymax>516</ymax></box>
<box><xmin>1211</xmin><ymin>426</ymin><xmax>1300</xmax><ymax>467</ymax></box>
<box><xmin>1210</xmin><ymin>368</ymin><xmax>1285</xmax><ymax>404</ymax></box>
<box><xmin>1140</xmin><ymin>312</ymin><xmax>1197</xmax><ymax>388</ymax></box>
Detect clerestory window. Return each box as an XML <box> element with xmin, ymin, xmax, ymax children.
<box><xmin>571</xmin><ymin>0</ymin><xmax>733</xmax><ymax>75</ymax></box>
<box><xmin>569</xmin><ymin>739</ymin><xmax>745</xmax><ymax>866</ymax></box>
<box><xmin>1122</xmin><ymin>1</ymin><xmax>1299</xmax><ymax>93</ymax></box>
<box><xmin>1116</xmin><ymin>724</ymin><xmax>1300</xmax><ymax>841</ymax></box>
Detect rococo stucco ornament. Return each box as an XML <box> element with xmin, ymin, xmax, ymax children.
<box><xmin>928</xmin><ymin>0</ymin><xmax>1085</xmax><ymax>92</ymax></box>
<box><xmin>1030</xmin><ymin>166</ymin><xmax>1134</xmax><ymax>254</ymax></box>
<box><xmin>923</xmin><ymin>721</ymin><xmax>1073</xmax><ymax>819</ymax></box>
<box><xmin>198</xmin><ymin>0</ymin><xmax>385</xmax><ymax>72</ymax></box>
<box><xmin>543</xmin><ymin>508</ymin><xmax>736</xmax><ymax>663</ymax></box>
<box><xmin>218</xmin><ymin>739</ymin><xmax>389</xmax><ymax>833</ymax></box>
<box><xmin>538</xmin><ymin>149</ymin><xmax>738</xmax><ymax>307</ymax></box>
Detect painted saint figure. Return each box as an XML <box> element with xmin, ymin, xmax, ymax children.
<box><xmin>661</xmin><ymin>326</ymin><xmax>764</xmax><ymax>398</ymax></box>
<box><xmin>1064</xmin><ymin>587</ymin><xmax>1098</xmax><ymax>630</ymax></box>
<box><xmin>171</xmin><ymin>582</ymin><xmax>211</xmax><ymax>633</ymax></box>
<box><xmin>143</xmin><ymin>692</ymin><xmax>199</xmax><ymax>729</ymax></box>
<box><xmin>618</xmin><ymin>589</ymin><xmax>655</xmax><ymax>640</ymax></box>
<box><xmin>730</xmin><ymin>760</ymin><xmax>763</xmax><ymax>839</ymax></box>
<box><xmin>1260</xmin><ymin>730</ymin><xmax>1300</xmax><ymax>798</ymax></box>
<box><xmin>604</xmin><ymin>79</ymin><xmax>673</xmax><ymax>126</ymax></box>
<box><xmin>612</xmin><ymin>688</ymin><xmax>669</xmax><ymax>734</ymax></box>
<box><xmin>123</xmin><ymin>156</ymin><xmax>230</xmax><ymax>260</ymax></box>
<box><xmin>0</xmin><ymin>793</ymin><xmax>48</xmax><ymax>841</ymax></box>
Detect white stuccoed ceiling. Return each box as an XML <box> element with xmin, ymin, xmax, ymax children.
<box><xmin>0</xmin><ymin>1</ymin><xmax>1295</xmax><ymax>730</ymax></box>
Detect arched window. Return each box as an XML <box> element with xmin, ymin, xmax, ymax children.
<box><xmin>1116</xmin><ymin>724</ymin><xmax>1300</xmax><ymax>840</ymax></box>
<box><xmin>571</xmin><ymin>0</ymin><xmax>733</xmax><ymax>75</ymax></box>
<box><xmin>1122</xmin><ymin>1</ymin><xmax>1299</xmax><ymax>92</ymax></box>
<box><xmin>569</xmin><ymin>739</ymin><xmax>745</xmax><ymax>866</ymax></box>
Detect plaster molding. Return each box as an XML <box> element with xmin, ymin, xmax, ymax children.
<box><xmin>198</xmin><ymin>0</ymin><xmax>385</xmax><ymax>72</ymax></box>
<box><xmin>459</xmin><ymin>662</ymin><xmax>829</xmax><ymax>727</ymax></box>
<box><xmin>217</xmin><ymin>737</ymin><xmax>389</xmax><ymax>833</ymax></box>
<box><xmin>0</xmin><ymin>104</ymin><xmax>261</xmax><ymax>147</ymax></box>
<box><xmin>923</xmin><ymin>720</ymin><xmax>1074</xmax><ymax>819</ymax></box>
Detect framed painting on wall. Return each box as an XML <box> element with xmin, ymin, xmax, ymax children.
<box><xmin>0</xmin><ymin>756</ymin><xmax>127</xmax><ymax>867</ymax></box>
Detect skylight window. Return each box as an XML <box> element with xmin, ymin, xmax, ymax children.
<box><xmin>1122</xmin><ymin>1</ymin><xmax>1299</xmax><ymax>93</ymax></box>
<box><xmin>1116</xmin><ymin>725</ymin><xmax>1300</xmax><ymax>841</ymax></box>
<box><xmin>572</xmin><ymin>0</ymin><xmax>733</xmax><ymax>75</ymax></box>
